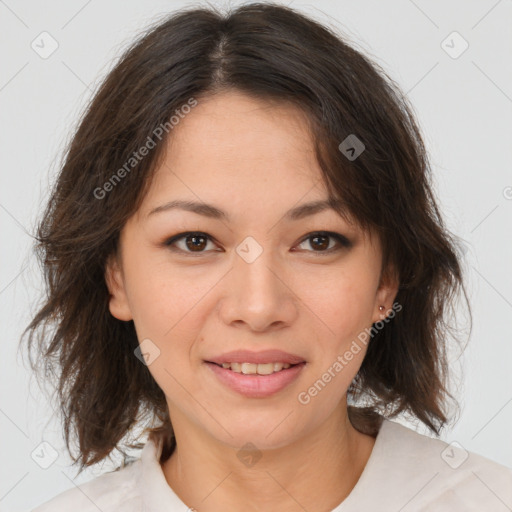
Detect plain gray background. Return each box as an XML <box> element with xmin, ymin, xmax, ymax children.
<box><xmin>1</xmin><ymin>0</ymin><xmax>511</xmax><ymax>510</ymax></box>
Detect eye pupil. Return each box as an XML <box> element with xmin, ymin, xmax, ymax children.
<box><xmin>310</xmin><ymin>235</ymin><xmax>329</xmax><ymax>251</ymax></box>
<box><xmin>186</xmin><ymin>234</ymin><xmax>207</xmax><ymax>251</ymax></box>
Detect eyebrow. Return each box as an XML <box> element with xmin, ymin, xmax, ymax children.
<box><xmin>147</xmin><ymin>198</ymin><xmax>348</xmax><ymax>222</ymax></box>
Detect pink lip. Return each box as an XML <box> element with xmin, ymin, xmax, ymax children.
<box><xmin>206</xmin><ymin>361</ymin><xmax>306</xmax><ymax>398</ymax></box>
<box><xmin>206</xmin><ymin>349</ymin><xmax>305</xmax><ymax>365</ymax></box>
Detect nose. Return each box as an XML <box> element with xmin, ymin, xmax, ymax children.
<box><xmin>218</xmin><ymin>243</ymin><xmax>298</xmax><ymax>333</ymax></box>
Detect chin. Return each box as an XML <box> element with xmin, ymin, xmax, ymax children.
<box><xmin>209</xmin><ymin>415</ymin><xmax>303</xmax><ymax>452</ymax></box>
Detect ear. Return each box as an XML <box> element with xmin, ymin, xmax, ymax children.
<box><xmin>104</xmin><ymin>253</ymin><xmax>133</xmax><ymax>321</ymax></box>
<box><xmin>372</xmin><ymin>263</ymin><xmax>400</xmax><ymax>323</ymax></box>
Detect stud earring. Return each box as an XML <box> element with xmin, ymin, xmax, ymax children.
<box><xmin>379</xmin><ymin>305</ymin><xmax>385</xmax><ymax>312</ymax></box>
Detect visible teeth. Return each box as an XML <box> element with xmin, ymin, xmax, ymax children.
<box><xmin>241</xmin><ymin>362</ymin><xmax>258</xmax><ymax>374</ymax></box>
<box><xmin>218</xmin><ymin>362</ymin><xmax>294</xmax><ymax>374</ymax></box>
<box><xmin>230</xmin><ymin>362</ymin><xmax>242</xmax><ymax>373</ymax></box>
<box><xmin>257</xmin><ymin>363</ymin><xmax>275</xmax><ymax>375</ymax></box>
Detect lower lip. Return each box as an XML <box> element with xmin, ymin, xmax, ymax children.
<box><xmin>205</xmin><ymin>362</ymin><xmax>306</xmax><ymax>398</ymax></box>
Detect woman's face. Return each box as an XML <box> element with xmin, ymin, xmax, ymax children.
<box><xmin>106</xmin><ymin>90</ymin><xmax>398</xmax><ymax>450</ymax></box>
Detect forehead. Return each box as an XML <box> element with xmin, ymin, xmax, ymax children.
<box><xmin>172</xmin><ymin>89</ymin><xmax>313</xmax><ymax>140</ymax></box>
<box><xmin>168</xmin><ymin>90</ymin><xmax>316</xmax><ymax>173</ymax></box>
<box><xmin>140</xmin><ymin>90</ymin><xmax>327</xmax><ymax>215</ymax></box>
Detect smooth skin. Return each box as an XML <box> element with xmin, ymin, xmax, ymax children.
<box><xmin>105</xmin><ymin>90</ymin><xmax>399</xmax><ymax>512</ymax></box>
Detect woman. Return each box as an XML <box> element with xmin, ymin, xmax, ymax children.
<box><xmin>25</xmin><ymin>2</ymin><xmax>512</xmax><ymax>511</ymax></box>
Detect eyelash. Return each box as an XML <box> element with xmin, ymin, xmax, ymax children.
<box><xmin>163</xmin><ymin>231</ymin><xmax>352</xmax><ymax>256</ymax></box>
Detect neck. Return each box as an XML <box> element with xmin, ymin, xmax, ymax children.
<box><xmin>160</xmin><ymin>403</ymin><xmax>377</xmax><ymax>512</ymax></box>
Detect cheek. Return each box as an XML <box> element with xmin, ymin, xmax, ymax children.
<box><xmin>298</xmin><ymin>264</ymin><xmax>378</xmax><ymax>343</ymax></box>
<box><xmin>124</xmin><ymin>259</ymin><xmax>213</xmax><ymax>398</ymax></box>
<box><xmin>124</xmin><ymin>253</ymin><xmax>216</xmax><ymax>337</ymax></box>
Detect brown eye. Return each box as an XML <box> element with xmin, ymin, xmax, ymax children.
<box><xmin>164</xmin><ymin>232</ymin><xmax>217</xmax><ymax>253</ymax></box>
<box><xmin>309</xmin><ymin>234</ymin><xmax>330</xmax><ymax>251</ymax></box>
<box><xmin>185</xmin><ymin>234</ymin><xmax>208</xmax><ymax>251</ymax></box>
<box><xmin>296</xmin><ymin>231</ymin><xmax>352</xmax><ymax>254</ymax></box>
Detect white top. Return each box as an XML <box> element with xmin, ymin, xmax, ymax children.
<box><xmin>31</xmin><ymin>418</ymin><xmax>512</xmax><ymax>511</ymax></box>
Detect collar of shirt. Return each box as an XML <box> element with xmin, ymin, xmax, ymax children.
<box><xmin>135</xmin><ymin>418</ymin><xmax>512</xmax><ymax>511</ymax></box>
<box><xmin>136</xmin><ymin>420</ymin><xmax>391</xmax><ymax>511</ymax></box>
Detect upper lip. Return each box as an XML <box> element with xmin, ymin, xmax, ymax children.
<box><xmin>206</xmin><ymin>349</ymin><xmax>306</xmax><ymax>365</ymax></box>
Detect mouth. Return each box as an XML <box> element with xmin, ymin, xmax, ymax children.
<box><xmin>204</xmin><ymin>360</ymin><xmax>306</xmax><ymax>398</ymax></box>
<box><xmin>207</xmin><ymin>361</ymin><xmax>301</xmax><ymax>375</ymax></box>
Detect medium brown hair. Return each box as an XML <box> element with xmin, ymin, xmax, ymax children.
<box><xmin>23</xmin><ymin>2</ymin><xmax>470</xmax><ymax>471</ymax></box>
